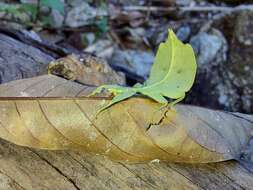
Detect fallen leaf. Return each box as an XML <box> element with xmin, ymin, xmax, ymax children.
<box><xmin>0</xmin><ymin>75</ymin><xmax>252</xmax><ymax>167</ymax></box>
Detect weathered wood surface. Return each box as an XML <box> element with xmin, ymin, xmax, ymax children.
<box><xmin>1</xmin><ymin>139</ymin><xmax>253</xmax><ymax>190</ymax></box>
<box><xmin>0</xmin><ymin>31</ymin><xmax>252</xmax><ymax>190</ymax></box>
<box><xmin>0</xmin><ymin>33</ymin><xmax>53</xmax><ymax>83</ymax></box>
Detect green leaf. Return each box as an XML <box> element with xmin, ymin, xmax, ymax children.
<box><xmin>0</xmin><ymin>3</ymin><xmax>37</xmax><ymax>22</ymax></box>
<box><xmin>19</xmin><ymin>4</ymin><xmax>38</xmax><ymax>20</ymax></box>
<box><xmin>91</xmin><ymin>29</ymin><xmax>197</xmax><ymax>112</ymax></box>
<box><xmin>0</xmin><ymin>4</ymin><xmax>19</xmax><ymax>14</ymax></box>
<box><xmin>41</xmin><ymin>0</ymin><xmax>64</xmax><ymax>14</ymax></box>
<box><xmin>96</xmin><ymin>17</ymin><xmax>109</xmax><ymax>33</ymax></box>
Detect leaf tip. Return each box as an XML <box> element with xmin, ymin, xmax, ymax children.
<box><xmin>168</xmin><ymin>28</ymin><xmax>177</xmax><ymax>40</ymax></box>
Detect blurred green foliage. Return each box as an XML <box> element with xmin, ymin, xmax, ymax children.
<box><xmin>0</xmin><ymin>3</ymin><xmax>37</xmax><ymax>20</ymax></box>
<box><xmin>0</xmin><ymin>0</ymin><xmax>109</xmax><ymax>47</ymax></box>
<box><xmin>41</xmin><ymin>0</ymin><xmax>64</xmax><ymax>14</ymax></box>
<box><xmin>0</xmin><ymin>0</ymin><xmax>64</xmax><ymax>26</ymax></box>
<box><xmin>96</xmin><ymin>16</ymin><xmax>108</xmax><ymax>33</ymax></box>
<box><xmin>0</xmin><ymin>1</ymin><xmax>108</xmax><ymax>31</ymax></box>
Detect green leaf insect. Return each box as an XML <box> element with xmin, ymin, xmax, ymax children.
<box><xmin>90</xmin><ymin>29</ymin><xmax>197</xmax><ymax>113</ymax></box>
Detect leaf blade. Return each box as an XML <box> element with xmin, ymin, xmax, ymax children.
<box><xmin>0</xmin><ymin>75</ymin><xmax>253</xmax><ymax>166</ymax></box>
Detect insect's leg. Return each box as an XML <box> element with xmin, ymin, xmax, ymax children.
<box><xmin>158</xmin><ymin>94</ymin><xmax>185</xmax><ymax>111</ymax></box>
<box><xmin>158</xmin><ymin>102</ymin><xmax>169</xmax><ymax>111</ymax></box>
<box><xmin>88</xmin><ymin>86</ymin><xmax>102</xmax><ymax>96</ymax></box>
<box><xmin>88</xmin><ymin>85</ymin><xmax>114</xmax><ymax>97</ymax></box>
<box><xmin>168</xmin><ymin>94</ymin><xmax>186</xmax><ymax>108</ymax></box>
<box><xmin>95</xmin><ymin>90</ymin><xmax>136</xmax><ymax>118</ymax></box>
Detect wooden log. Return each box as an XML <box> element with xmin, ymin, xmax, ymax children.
<box><xmin>1</xmin><ymin>139</ymin><xmax>253</xmax><ymax>190</ymax></box>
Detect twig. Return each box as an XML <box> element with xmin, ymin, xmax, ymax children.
<box><xmin>145</xmin><ymin>0</ymin><xmax>152</xmax><ymax>22</ymax></box>
<box><xmin>123</xmin><ymin>5</ymin><xmax>253</xmax><ymax>13</ymax></box>
<box><xmin>0</xmin><ymin>17</ymin><xmax>100</xmax><ymax>33</ymax></box>
<box><xmin>108</xmin><ymin>29</ymin><xmax>126</xmax><ymax>49</ymax></box>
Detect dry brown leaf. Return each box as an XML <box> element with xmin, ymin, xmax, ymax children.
<box><xmin>0</xmin><ymin>75</ymin><xmax>252</xmax><ymax>166</ymax></box>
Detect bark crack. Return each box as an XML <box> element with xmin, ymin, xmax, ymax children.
<box><xmin>65</xmin><ymin>152</ymin><xmax>121</xmax><ymax>189</ymax></box>
<box><xmin>166</xmin><ymin>165</ymin><xmax>205</xmax><ymax>190</ymax></box>
<box><xmin>205</xmin><ymin>165</ymin><xmax>246</xmax><ymax>190</ymax></box>
<box><xmin>30</xmin><ymin>150</ymin><xmax>81</xmax><ymax>190</ymax></box>
<box><xmin>0</xmin><ymin>169</ymin><xmax>26</xmax><ymax>190</ymax></box>
<box><xmin>117</xmin><ymin>162</ymin><xmax>158</xmax><ymax>189</ymax></box>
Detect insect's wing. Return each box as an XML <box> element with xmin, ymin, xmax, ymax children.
<box><xmin>161</xmin><ymin>31</ymin><xmax>197</xmax><ymax>93</ymax></box>
<box><xmin>140</xmin><ymin>91</ymin><xmax>168</xmax><ymax>104</ymax></box>
<box><xmin>144</xmin><ymin>30</ymin><xmax>197</xmax><ymax>98</ymax></box>
<box><xmin>145</xmin><ymin>30</ymin><xmax>173</xmax><ymax>85</ymax></box>
<box><xmin>164</xmin><ymin>31</ymin><xmax>197</xmax><ymax>92</ymax></box>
